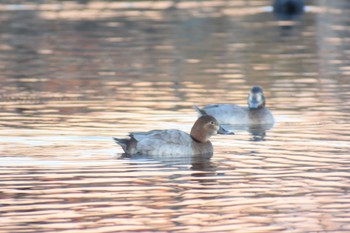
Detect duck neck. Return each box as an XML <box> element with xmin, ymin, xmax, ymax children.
<box><xmin>190</xmin><ymin>135</ymin><xmax>202</xmax><ymax>143</ymax></box>
<box><xmin>190</xmin><ymin>127</ymin><xmax>208</xmax><ymax>143</ymax></box>
<box><xmin>249</xmin><ymin>104</ymin><xmax>264</xmax><ymax>110</ymax></box>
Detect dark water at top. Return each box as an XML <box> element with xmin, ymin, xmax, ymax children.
<box><xmin>1</xmin><ymin>0</ymin><xmax>350</xmax><ymax>232</ymax></box>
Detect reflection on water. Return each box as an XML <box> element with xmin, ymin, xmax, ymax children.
<box><xmin>221</xmin><ymin>123</ymin><xmax>274</xmax><ymax>141</ymax></box>
<box><xmin>1</xmin><ymin>0</ymin><xmax>350</xmax><ymax>232</ymax></box>
<box><xmin>248</xmin><ymin>124</ymin><xmax>272</xmax><ymax>141</ymax></box>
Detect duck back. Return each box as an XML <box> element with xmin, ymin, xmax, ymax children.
<box><xmin>201</xmin><ymin>104</ymin><xmax>249</xmax><ymax>124</ymax></box>
<box><xmin>132</xmin><ymin>130</ymin><xmax>192</xmax><ymax>156</ymax></box>
<box><xmin>197</xmin><ymin>104</ymin><xmax>274</xmax><ymax>125</ymax></box>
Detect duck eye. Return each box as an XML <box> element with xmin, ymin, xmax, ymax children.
<box><xmin>210</xmin><ymin>121</ymin><xmax>215</xmax><ymax>125</ymax></box>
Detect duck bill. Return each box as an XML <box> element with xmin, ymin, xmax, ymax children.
<box><xmin>249</xmin><ymin>99</ymin><xmax>260</xmax><ymax>109</ymax></box>
<box><xmin>218</xmin><ymin>125</ymin><xmax>235</xmax><ymax>135</ymax></box>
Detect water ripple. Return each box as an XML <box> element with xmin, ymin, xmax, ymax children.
<box><xmin>1</xmin><ymin>0</ymin><xmax>350</xmax><ymax>232</ymax></box>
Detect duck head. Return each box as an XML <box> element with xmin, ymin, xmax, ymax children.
<box><xmin>190</xmin><ymin>115</ymin><xmax>220</xmax><ymax>143</ymax></box>
<box><xmin>248</xmin><ymin>86</ymin><xmax>266</xmax><ymax>109</ymax></box>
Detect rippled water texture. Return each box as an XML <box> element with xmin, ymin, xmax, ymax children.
<box><xmin>1</xmin><ymin>0</ymin><xmax>350</xmax><ymax>232</ymax></box>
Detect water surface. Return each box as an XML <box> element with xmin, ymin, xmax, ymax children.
<box><xmin>1</xmin><ymin>0</ymin><xmax>350</xmax><ymax>232</ymax></box>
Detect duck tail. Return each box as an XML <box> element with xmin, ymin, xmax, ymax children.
<box><xmin>113</xmin><ymin>137</ymin><xmax>129</xmax><ymax>153</ymax></box>
<box><xmin>193</xmin><ymin>104</ymin><xmax>208</xmax><ymax>116</ymax></box>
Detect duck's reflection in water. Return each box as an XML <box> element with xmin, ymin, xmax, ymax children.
<box><xmin>248</xmin><ymin>124</ymin><xmax>274</xmax><ymax>141</ymax></box>
<box><xmin>119</xmin><ymin>153</ymin><xmax>218</xmax><ymax>184</ymax></box>
<box><xmin>189</xmin><ymin>154</ymin><xmax>218</xmax><ymax>184</ymax></box>
<box><xmin>221</xmin><ymin>123</ymin><xmax>274</xmax><ymax>141</ymax></box>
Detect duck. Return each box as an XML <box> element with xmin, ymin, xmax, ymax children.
<box><xmin>194</xmin><ymin>86</ymin><xmax>275</xmax><ymax>126</ymax></box>
<box><xmin>273</xmin><ymin>0</ymin><xmax>304</xmax><ymax>20</ymax></box>
<box><xmin>113</xmin><ymin>115</ymin><xmax>226</xmax><ymax>156</ymax></box>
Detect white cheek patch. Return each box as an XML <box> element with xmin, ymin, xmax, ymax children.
<box><xmin>255</xmin><ymin>94</ymin><xmax>262</xmax><ymax>103</ymax></box>
<box><xmin>249</xmin><ymin>95</ymin><xmax>254</xmax><ymax>103</ymax></box>
<box><xmin>250</xmin><ymin>94</ymin><xmax>262</xmax><ymax>103</ymax></box>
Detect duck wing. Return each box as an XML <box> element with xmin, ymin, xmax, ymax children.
<box><xmin>132</xmin><ymin>130</ymin><xmax>192</xmax><ymax>156</ymax></box>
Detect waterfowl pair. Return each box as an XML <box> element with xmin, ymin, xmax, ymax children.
<box><xmin>114</xmin><ymin>86</ymin><xmax>274</xmax><ymax>156</ymax></box>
